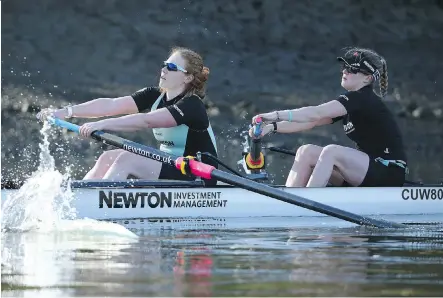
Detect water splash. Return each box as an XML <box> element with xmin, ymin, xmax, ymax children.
<box><xmin>1</xmin><ymin>119</ymin><xmax>139</xmax><ymax>243</ymax></box>
<box><xmin>240</xmin><ymin>130</ymin><xmax>250</xmax><ymax>152</ymax></box>
<box><xmin>236</xmin><ymin>130</ymin><xmax>251</xmax><ymax>174</ymax></box>
<box><xmin>1</xmin><ymin>121</ymin><xmax>76</xmax><ymax>232</ymax></box>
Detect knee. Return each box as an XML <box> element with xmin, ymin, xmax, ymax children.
<box><xmin>319</xmin><ymin>144</ymin><xmax>342</xmax><ymax>160</ymax></box>
<box><xmin>96</xmin><ymin>149</ymin><xmax>125</xmax><ymax>166</ymax></box>
<box><xmin>113</xmin><ymin>152</ymin><xmax>135</xmax><ymax>166</ymax></box>
<box><xmin>296</xmin><ymin>144</ymin><xmax>316</xmax><ymax>159</ymax></box>
<box><xmin>295</xmin><ymin>144</ymin><xmax>318</xmax><ymax>164</ymax></box>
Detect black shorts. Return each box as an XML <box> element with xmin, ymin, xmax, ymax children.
<box><xmin>158</xmin><ymin>163</ymin><xmax>218</xmax><ymax>186</ymax></box>
<box><xmin>358</xmin><ymin>157</ymin><xmax>406</xmax><ymax>187</ymax></box>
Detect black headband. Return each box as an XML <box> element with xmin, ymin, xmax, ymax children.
<box><xmin>337</xmin><ymin>52</ymin><xmax>381</xmax><ymax>81</ymax></box>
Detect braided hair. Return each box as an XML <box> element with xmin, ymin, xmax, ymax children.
<box><xmin>343</xmin><ymin>47</ymin><xmax>388</xmax><ymax>98</ymax></box>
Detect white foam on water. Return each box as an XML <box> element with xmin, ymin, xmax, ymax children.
<box><xmin>1</xmin><ymin>120</ymin><xmax>138</xmax><ymax>239</ymax></box>
<box><xmin>54</xmin><ymin>218</ymin><xmax>139</xmax><ymax>239</ymax></box>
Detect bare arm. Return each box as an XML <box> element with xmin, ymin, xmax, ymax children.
<box><xmin>272</xmin><ymin>118</ymin><xmax>333</xmax><ymax>133</ymax></box>
<box><xmin>69</xmin><ymin>96</ymin><xmax>139</xmax><ymax>118</ymax></box>
<box><xmin>261</xmin><ymin>118</ymin><xmax>332</xmax><ymax>136</ymax></box>
<box><xmin>36</xmin><ymin>95</ymin><xmax>141</xmax><ymax>122</ymax></box>
<box><xmin>90</xmin><ymin>107</ymin><xmax>178</xmax><ymax>133</ymax></box>
<box><xmin>260</xmin><ymin>100</ymin><xmax>347</xmax><ymax>123</ymax></box>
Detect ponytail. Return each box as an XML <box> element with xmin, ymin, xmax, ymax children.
<box><xmin>190</xmin><ymin>66</ymin><xmax>210</xmax><ymax>98</ymax></box>
<box><xmin>379</xmin><ymin>59</ymin><xmax>388</xmax><ymax>98</ymax></box>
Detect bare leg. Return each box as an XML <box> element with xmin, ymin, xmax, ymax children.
<box><xmin>83</xmin><ymin>149</ymin><xmax>126</xmax><ymax>179</ymax></box>
<box><xmin>286</xmin><ymin>145</ymin><xmax>321</xmax><ymax>187</ymax></box>
<box><xmin>103</xmin><ymin>152</ymin><xmax>163</xmax><ymax>180</ymax></box>
<box><xmin>306</xmin><ymin>144</ymin><xmax>370</xmax><ymax>187</ymax></box>
<box><xmin>286</xmin><ymin>144</ymin><xmax>345</xmax><ymax>187</ymax></box>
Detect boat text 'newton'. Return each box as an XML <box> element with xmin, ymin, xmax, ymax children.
<box><xmin>98</xmin><ymin>191</ymin><xmax>226</xmax><ymax>208</ymax></box>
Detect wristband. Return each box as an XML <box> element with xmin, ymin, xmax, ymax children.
<box><xmin>65</xmin><ymin>106</ymin><xmax>73</xmax><ymax>118</ymax></box>
<box><xmin>272</xmin><ymin>122</ymin><xmax>277</xmax><ymax>133</ymax></box>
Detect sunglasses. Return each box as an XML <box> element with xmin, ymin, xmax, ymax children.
<box><xmin>162</xmin><ymin>61</ymin><xmax>188</xmax><ymax>73</ymax></box>
<box><xmin>341</xmin><ymin>64</ymin><xmax>370</xmax><ymax>75</ymax></box>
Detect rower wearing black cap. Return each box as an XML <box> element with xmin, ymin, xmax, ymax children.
<box><xmin>250</xmin><ymin>47</ymin><xmax>408</xmax><ymax>188</ymax></box>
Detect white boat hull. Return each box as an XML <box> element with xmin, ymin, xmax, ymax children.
<box><xmin>2</xmin><ymin>183</ymin><xmax>442</xmax><ymax>220</ymax></box>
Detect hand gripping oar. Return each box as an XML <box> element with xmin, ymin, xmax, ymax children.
<box><xmin>243</xmin><ymin>117</ymin><xmax>266</xmax><ymax>173</ymax></box>
<box><xmin>46</xmin><ymin>117</ymin><xmax>406</xmax><ymax>228</ymax></box>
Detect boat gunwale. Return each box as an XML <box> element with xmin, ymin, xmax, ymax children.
<box><xmin>65</xmin><ymin>179</ymin><xmax>443</xmax><ymax>189</ymax></box>
<box><xmin>2</xmin><ymin>179</ymin><xmax>442</xmax><ymax>190</ymax></box>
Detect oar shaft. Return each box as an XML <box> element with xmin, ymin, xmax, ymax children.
<box><xmin>92</xmin><ymin>131</ymin><xmax>176</xmax><ymax>168</ymax></box>
<box><xmin>269</xmin><ymin>147</ymin><xmax>295</xmax><ymax>156</ymax></box>
<box><xmin>94</xmin><ymin>133</ymin><xmax>215</xmax><ymax>179</ymax></box>
<box><xmin>250</xmin><ymin>139</ymin><xmax>262</xmax><ymax>161</ymax></box>
<box><xmin>47</xmin><ymin>117</ymin><xmax>214</xmax><ymax>177</ymax></box>
<box><xmin>211</xmin><ymin>170</ymin><xmax>405</xmax><ymax>228</ymax></box>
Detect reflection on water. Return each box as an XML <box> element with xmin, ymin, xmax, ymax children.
<box><xmin>173</xmin><ymin>247</ymin><xmax>213</xmax><ymax>297</ymax></box>
<box><xmin>2</xmin><ymin>219</ymin><xmax>443</xmax><ymax>297</ymax></box>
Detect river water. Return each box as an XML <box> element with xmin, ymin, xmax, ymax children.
<box><xmin>1</xmin><ymin>216</ymin><xmax>443</xmax><ymax>297</ymax></box>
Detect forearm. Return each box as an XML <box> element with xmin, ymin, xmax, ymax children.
<box><xmin>69</xmin><ymin>98</ymin><xmax>121</xmax><ymax>118</ymax></box>
<box><xmin>277</xmin><ymin>107</ymin><xmax>321</xmax><ymax>123</ymax></box>
<box><xmin>102</xmin><ymin>114</ymin><xmax>150</xmax><ymax>132</ymax></box>
<box><xmin>267</xmin><ymin>121</ymin><xmax>317</xmax><ymax>134</ymax></box>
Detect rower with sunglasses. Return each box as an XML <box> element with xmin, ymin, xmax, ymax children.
<box><xmin>37</xmin><ymin>47</ymin><xmax>219</xmax><ymax>185</ymax></box>
<box><xmin>250</xmin><ymin>47</ymin><xmax>408</xmax><ymax>188</ymax></box>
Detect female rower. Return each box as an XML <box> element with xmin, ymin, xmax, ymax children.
<box><xmin>37</xmin><ymin>47</ymin><xmax>218</xmax><ymax>185</ymax></box>
<box><xmin>250</xmin><ymin>47</ymin><xmax>408</xmax><ymax>187</ymax></box>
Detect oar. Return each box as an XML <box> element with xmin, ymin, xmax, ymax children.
<box><xmin>267</xmin><ymin>146</ymin><xmax>297</xmax><ymax>156</ymax></box>
<box><xmin>243</xmin><ymin>117</ymin><xmax>266</xmax><ymax>174</ymax></box>
<box><xmin>46</xmin><ymin>117</ymin><xmax>406</xmax><ymax>228</ymax></box>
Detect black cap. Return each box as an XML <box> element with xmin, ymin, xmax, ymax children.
<box><xmin>337</xmin><ymin>50</ymin><xmax>380</xmax><ymax>81</ymax></box>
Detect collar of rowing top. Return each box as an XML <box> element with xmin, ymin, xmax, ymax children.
<box><xmin>159</xmin><ymin>88</ymin><xmax>205</xmax><ymax>104</ymax></box>
<box><xmin>161</xmin><ymin>91</ymin><xmax>185</xmax><ymax>105</ymax></box>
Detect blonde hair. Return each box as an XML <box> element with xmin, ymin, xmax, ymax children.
<box><xmin>343</xmin><ymin>47</ymin><xmax>388</xmax><ymax>98</ymax></box>
<box><xmin>169</xmin><ymin>46</ymin><xmax>210</xmax><ymax>98</ymax></box>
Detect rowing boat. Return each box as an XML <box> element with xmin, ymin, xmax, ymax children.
<box><xmin>2</xmin><ymin>179</ymin><xmax>441</xmax><ymax>220</ymax></box>
<box><xmin>2</xmin><ymin>117</ymin><xmax>442</xmax><ymax>228</ymax></box>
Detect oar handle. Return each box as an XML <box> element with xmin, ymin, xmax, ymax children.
<box><xmin>252</xmin><ymin>116</ymin><xmax>263</xmax><ymax>138</ymax></box>
<box><xmin>243</xmin><ymin>117</ymin><xmax>265</xmax><ymax>171</ymax></box>
<box><xmin>47</xmin><ymin>116</ymin><xmax>80</xmax><ymax>133</ymax></box>
<box><xmin>47</xmin><ymin>116</ymin><xmax>104</xmax><ymax>141</ymax></box>
<box><xmin>250</xmin><ymin>117</ymin><xmax>263</xmax><ymax>160</ymax></box>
